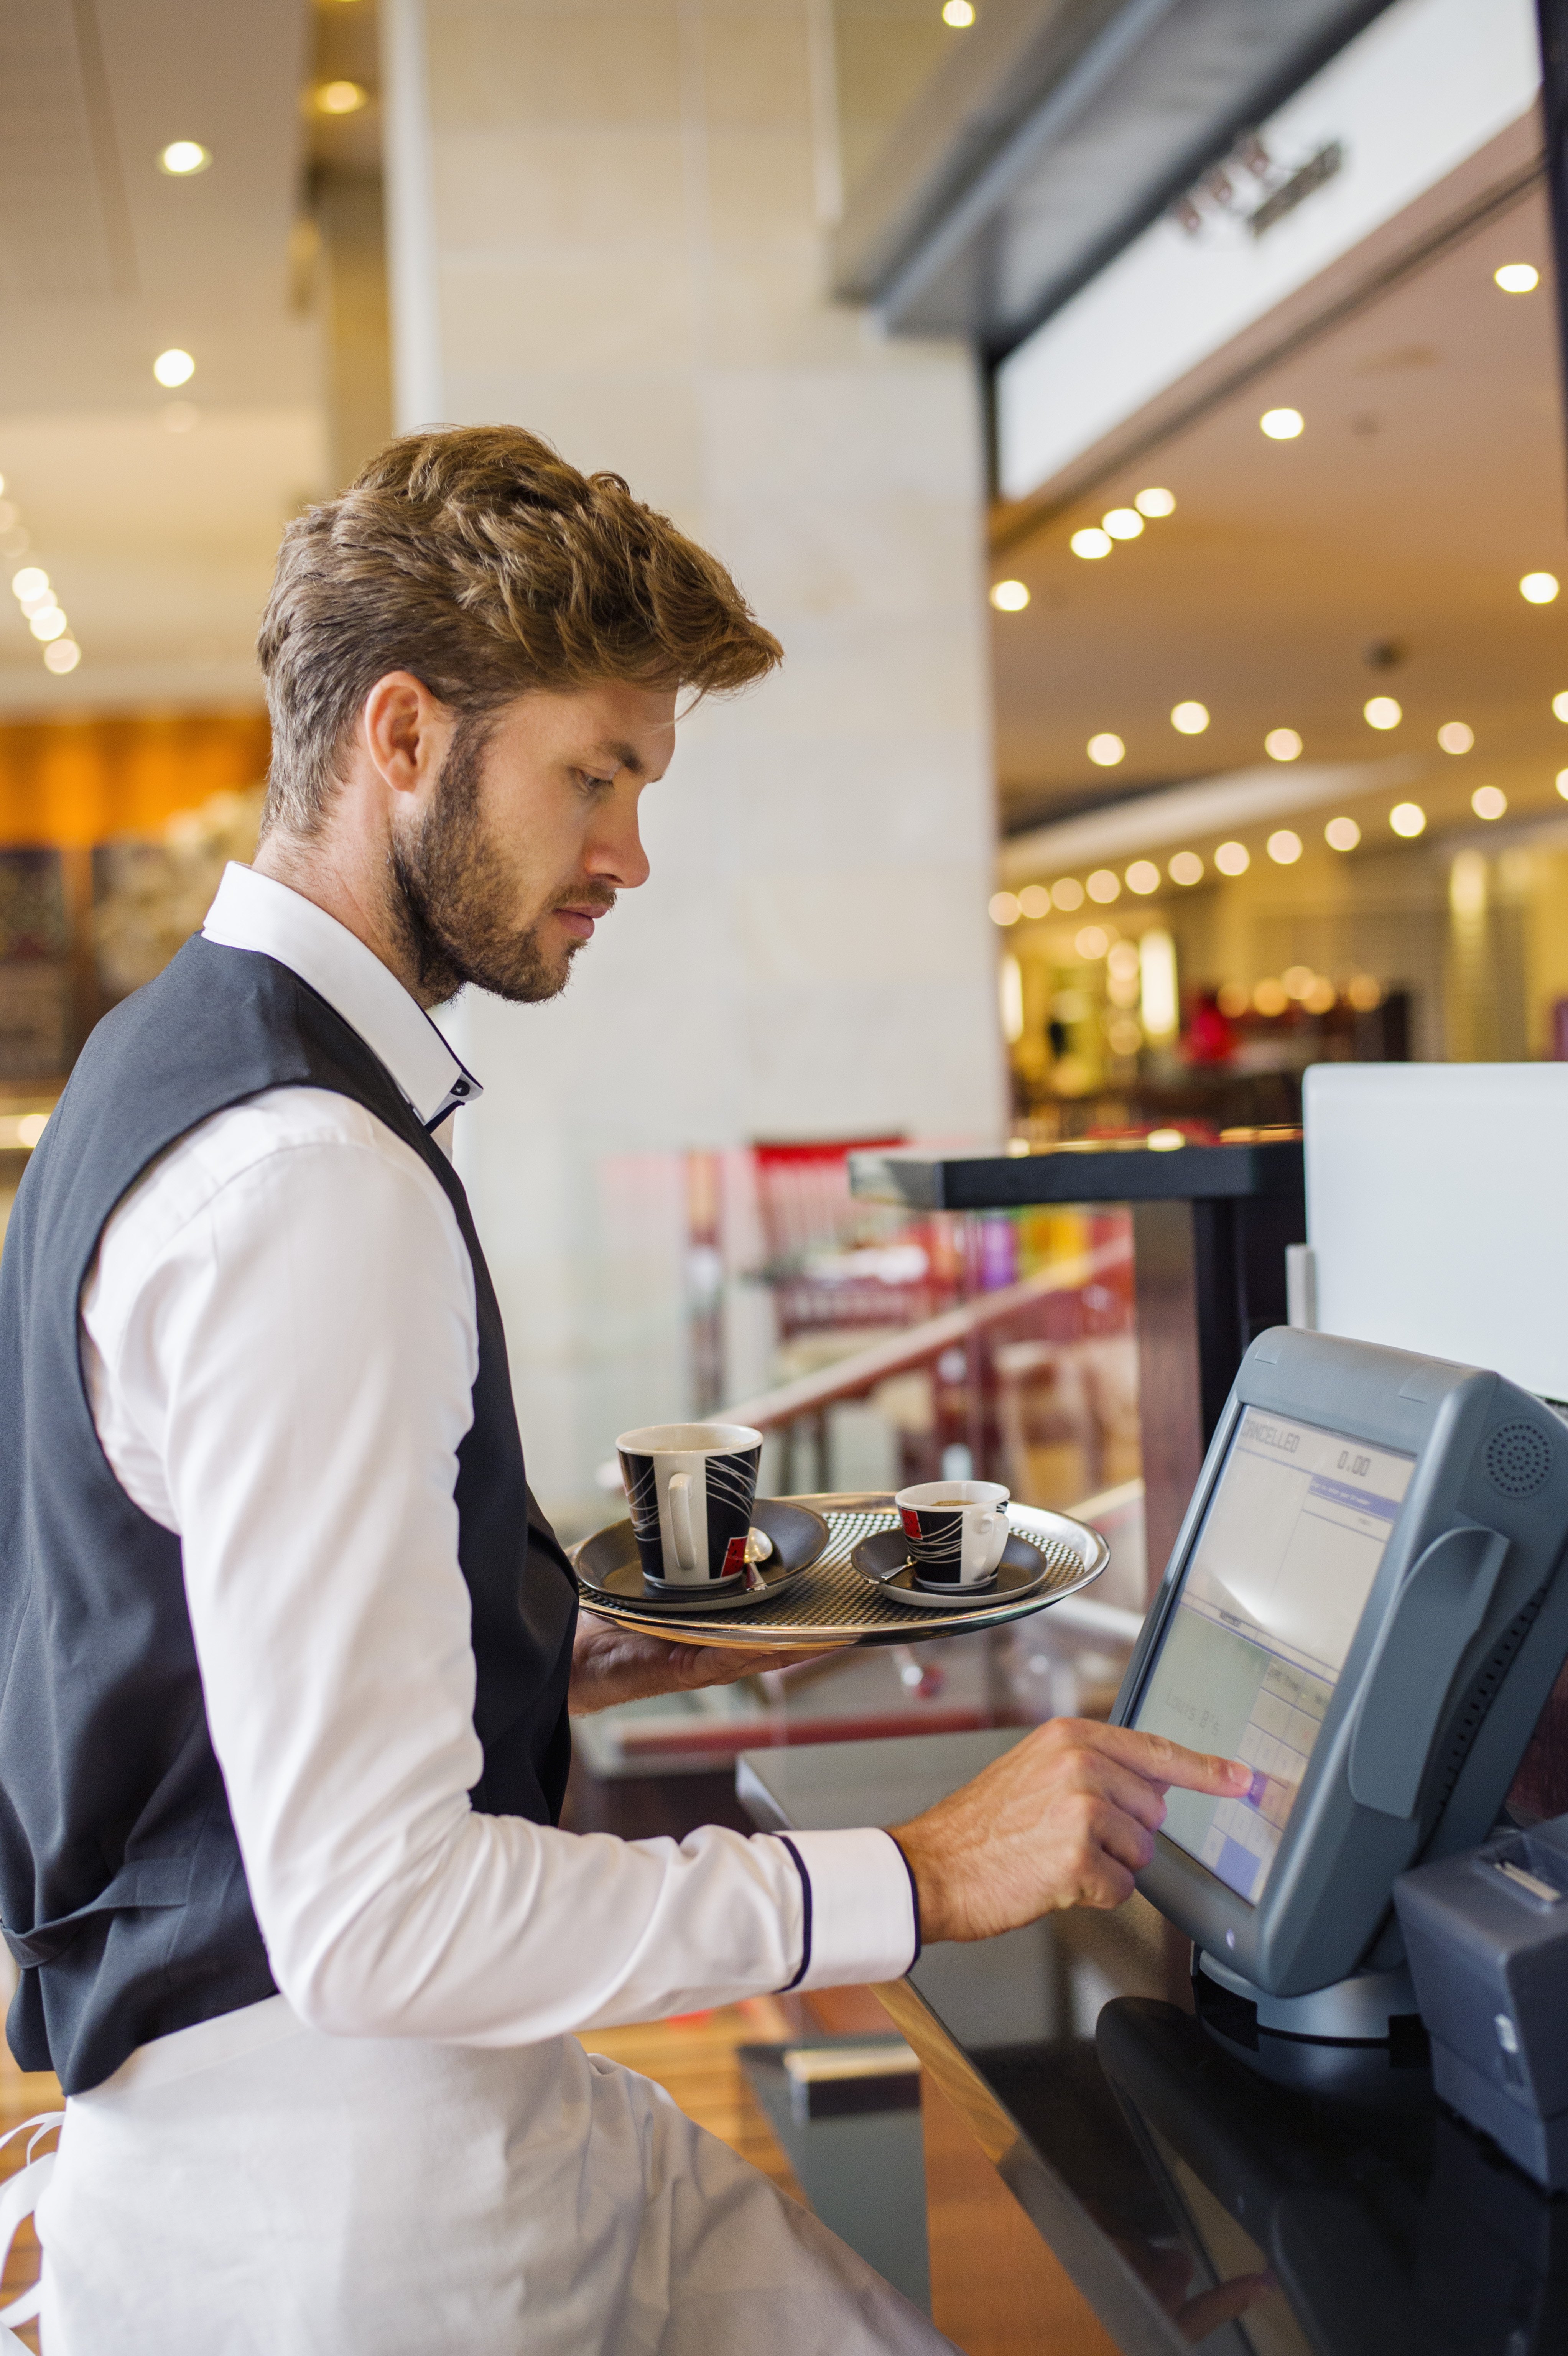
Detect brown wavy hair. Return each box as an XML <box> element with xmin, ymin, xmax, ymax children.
<box><xmin>257</xmin><ymin>425</ymin><xmax>782</xmax><ymax>837</ymax></box>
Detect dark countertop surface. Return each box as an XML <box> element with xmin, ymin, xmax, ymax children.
<box><xmin>737</xmin><ymin>1729</ymin><xmax>1568</xmax><ymax>2356</ymax></box>
<box><xmin>846</xmin><ymin>1135</ymin><xmax>1305</xmax><ymax>1212</ymax></box>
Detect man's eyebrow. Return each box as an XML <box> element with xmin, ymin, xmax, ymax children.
<box><xmin>591</xmin><ymin>739</ymin><xmax>645</xmax><ymax>777</ymax></box>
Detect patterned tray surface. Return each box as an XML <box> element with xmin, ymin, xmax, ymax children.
<box><xmin>573</xmin><ymin>1493</ymin><xmax>1107</xmax><ymax>1648</ymax></box>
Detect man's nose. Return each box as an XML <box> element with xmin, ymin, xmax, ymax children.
<box><xmin>589</xmin><ymin>793</ymin><xmax>651</xmax><ymax>890</ymax></box>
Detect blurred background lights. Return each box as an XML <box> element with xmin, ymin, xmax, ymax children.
<box><xmin>1086</xmin><ymin>868</ymin><xmax>1120</xmax><ymax>903</ymax></box>
<box><xmin>11</xmin><ymin>567</ymin><xmax>47</xmax><ymax>601</ymax></box>
<box><xmin>1075</xmin><ymin>925</ymin><xmax>1109</xmax><ymax>959</ymax></box>
<box><xmin>29</xmin><ymin>609</ymin><xmax>66</xmax><ymax>642</ymax></box>
<box><xmin>1260</xmin><ymin>408</ymin><xmax>1303</xmax><ymax>439</ymax></box>
<box><xmin>1554</xmin><ymin>692</ymin><xmax>1568</xmax><ymax>722</ymax></box>
<box><xmin>1106</xmin><ymin>941</ymin><xmax>1140</xmax><ymax>982</ymax></box>
<box><xmin>1214</xmin><ymin>841</ymin><xmax>1250</xmax><ymax>875</ymax></box>
<box><xmin>999</xmin><ymin>955</ymin><xmax>1023</xmax><ymax>1042</ymax></box>
<box><xmin>1450</xmin><ymin>850</ymin><xmax>1487</xmax><ymax>919</ymax></box>
<box><xmin>1325</xmin><ymin>815</ymin><xmax>1361</xmax><ymax>851</ymax></box>
<box><xmin>1305</xmin><ymin>977</ymin><xmax>1338</xmax><ymax>1014</ymax></box>
<box><xmin>989</xmin><ymin>579</ymin><xmax>1029</xmax><ymax>612</ymax></box>
<box><xmin>941</xmin><ymin>0</ymin><xmax>975</xmax><ymax>23</ymax></box>
<box><xmin>1558</xmin><ymin>770</ymin><xmax>1568</xmax><ymax>801</ymax></box>
<box><xmin>158</xmin><ymin>140</ymin><xmax>211</xmax><ymax>176</ymax></box>
<box><xmin>1170</xmin><ymin>700</ymin><xmax>1209</xmax><ymax>735</ymax></box>
<box><xmin>1364</xmin><ymin>695</ymin><xmax>1402</xmax><ymax>730</ymax></box>
<box><xmin>1125</xmin><ymin>860</ymin><xmax>1161</xmax><ymax>895</ymax></box>
<box><xmin>1071</xmin><ymin>527</ymin><xmax>1112</xmax><ymax>560</ymax></box>
<box><xmin>1521</xmin><ymin>571</ymin><xmax>1560</xmax><ymax>604</ymax></box>
<box><xmin>1264</xmin><ymin>728</ymin><xmax>1302</xmax><ymax>761</ymax></box>
<box><xmin>1139</xmin><ymin>931</ymin><xmax>1178</xmax><ymax>1039</ymax></box>
<box><xmin>1253</xmin><ymin>977</ymin><xmax>1289</xmax><ymax>1015</ymax></box>
<box><xmin>1051</xmin><ymin>877</ymin><xmax>1085</xmax><ymax>911</ymax></box>
<box><xmin>988</xmin><ymin>891</ymin><xmax>1020</xmax><ymax>926</ymax></box>
<box><xmin>1495</xmin><ymin>263</ymin><xmax>1540</xmax><ymax>293</ymax></box>
<box><xmin>43</xmin><ymin>640</ymin><xmax>79</xmax><ymax>675</ymax></box>
<box><xmin>153</xmin><ymin>348</ymin><xmax>195</xmax><ymax>387</ymax></box>
<box><xmin>1216</xmin><ymin>981</ymin><xmax>1250</xmax><ymax>1018</ymax></box>
<box><xmin>1102</xmin><ymin>507</ymin><xmax>1143</xmax><ymax>540</ymax></box>
<box><xmin>1389</xmin><ymin>801</ymin><xmax>1427</xmax><ymax>837</ymax></box>
<box><xmin>1168</xmin><ymin>851</ymin><xmax>1204</xmax><ymax>885</ymax></box>
<box><xmin>314</xmin><ymin>80</ymin><xmax>368</xmax><ymax>114</ymax></box>
<box><xmin>1267</xmin><ymin>829</ymin><xmax>1303</xmax><ymax>865</ymax></box>
<box><xmin>1134</xmin><ymin>487</ymin><xmax>1175</xmax><ymax>517</ymax></box>
<box><xmin>1347</xmin><ymin>975</ymin><xmax>1385</xmax><ymax>1010</ymax></box>
<box><xmin>1471</xmin><ymin>785</ymin><xmax>1508</xmax><ymax>820</ymax></box>
<box><xmin>1283</xmin><ymin>965</ymin><xmax>1316</xmax><ymax>1000</ymax></box>
<box><xmin>1437</xmin><ymin>721</ymin><xmax>1474</xmax><ymax>754</ymax></box>
<box><xmin>1086</xmin><ymin>732</ymin><xmax>1124</xmax><ymax>766</ymax></box>
<box><xmin>1017</xmin><ymin>884</ymin><xmax>1050</xmax><ymax>919</ymax></box>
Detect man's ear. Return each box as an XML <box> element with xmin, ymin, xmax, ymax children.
<box><xmin>360</xmin><ymin>673</ymin><xmax>453</xmax><ymax>807</ymax></box>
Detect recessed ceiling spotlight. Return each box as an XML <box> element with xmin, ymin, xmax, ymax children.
<box><xmin>941</xmin><ymin>0</ymin><xmax>975</xmax><ymax>23</ymax></box>
<box><xmin>989</xmin><ymin>579</ymin><xmax>1029</xmax><ymax>612</ymax></box>
<box><xmin>315</xmin><ymin>79</ymin><xmax>369</xmax><ymax>114</ymax></box>
<box><xmin>1325</xmin><ymin>816</ymin><xmax>1361</xmax><ymax>851</ymax></box>
<box><xmin>1260</xmin><ymin>408</ymin><xmax>1304</xmax><ymax>440</ymax></box>
<box><xmin>1168</xmin><ymin>851</ymin><xmax>1204</xmax><ymax>885</ymax></box>
<box><xmin>1264</xmin><ymin>727</ymin><xmax>1303</xmax><ymax>761</ymax></box>
<box><xmin>1389</xmin><ymin>801</ymin><xmax>1427</xmax><ymax>837</ymax></box>
<box><xmin>153</xmin><ymin>348</ymin><xmax>195</xmax><ymax>387</ymax></box>
<box><xmin>1125</xmin><ymin>860</ymin><xmax>1161</xmax><ymax>895</ymax></box>
<box><xmin>158</xmin><ymin>140</ymin><xmax>211</xmax><ymax>176</ymax></box>
<box><xmin>1557</xmin><ymin>769</ymin><xmax>1568</xmax><ymax>801</ymax></box>
<box><xmin>1437</xmin><ymin>721</ymin><xmax>1474</xmax><ymax>754</ymax></box>
<box><xmin>1134</xmin><ymin>487</ymin><xmax>1175</xmax><ymax>517</ymax></box>
<box><xmin>1170</xmin><ymin>701</ymin><xmax>1209</xmax><ymax>735</ymax></box>
<box><xmin>1214</xmin><ymin>841</ymin><xmax>1250</xmax><ymax>875</ymax></box>
<box><xmin>1102</xmin><ymin>507</ymin><xmax>1144</xmax><ymax>540</ymax></box>
<box><xmin>1363</xmin><ymin>695</ymin><xmax>1402</xmax><ymax>730</ymax></box>
<box><xmin>1522</xmin><ymin>571</ymin><xmax>1560</xmax><ymax>604</ymax></box>
<box><xmin>1086</xmin><ymin>732</ymin><xmax>1124</xmax><ymax>767</ymax></box>
<box><xmin>1086</xmin><ymin>868</ymin><xmax>1120</xmax><ymax>903</ymax></box>
<box><xmin>1266</xmin><ymin>829</ymin><xmax>1303</xmax><ymax>865</ymax></box>
<box><xmin>1495</xmin><ymin>263</ymin><xmax>1540</xmax><ymax>293</ymax></box>
<box><xmin>1071</xmin><ymin>527</ymin><xmax>1112</xmax><ymax>560</ymax></box>
<box><xmin>988</xmin><ymin>891</ymin><xmax>1020</xmax><ymax>926</ymax></box>
<box><xmin>1017</xmin><ymin>885</ymin><xmax>1050</xmax><ymax>919</ymax></box>
<box><xmin>1471</xmin><ymin>785</ymin><xmax>1507</xmax><ymax>820</ymax></box>
<box><xmin>1554</xmin><ymin>691</ymin><xmax>1568</xmax><ymax>722</ymax></box>
<box><xmin>1051</xmin><ymin>877</ymin><xmax>1085</xmax><ymax>911</ymax></box>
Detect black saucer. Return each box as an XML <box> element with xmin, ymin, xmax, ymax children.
<box><xmin>848</xmin><ymin>1528</ymin><xmax>1055</xmax><ymax>1611</ymax></box>
<box><xmin>574</xmin><ymin>1498</ymin><xmax>829</xmax><ymax>1615</ymax></box>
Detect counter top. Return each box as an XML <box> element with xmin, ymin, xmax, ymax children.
<box><xmin>737</xmin><ymin>1729</ymin><xmax>1568</xmax><ymax>2356</ymax></box>
<box><xmin>846</xmin><ymin>1135</ymin><xmax>1305</xmax><ymax>1213</ymax></box>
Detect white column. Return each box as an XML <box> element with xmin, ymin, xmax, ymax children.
<box><xmin>382</xmin><ymin>0</ymin><xmax>1005</xmax><ymax>1529</ymax></box>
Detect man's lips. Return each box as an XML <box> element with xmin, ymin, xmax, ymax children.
<box><xmin>555</xmin><ymin>903</ymin><xmax>613</xmax><ymax>942</ymax></box>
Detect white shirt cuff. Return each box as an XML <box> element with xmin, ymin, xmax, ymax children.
<box><xmin>771</xmin><ymin>1828</ymin><xmax>920</xmax><ymax>1991</ymax></box>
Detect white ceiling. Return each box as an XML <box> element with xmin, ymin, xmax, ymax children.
<box><xmin>0</xmin><ymin>0</ymin><xmax>323</xmax><ymax>715</ymax></box>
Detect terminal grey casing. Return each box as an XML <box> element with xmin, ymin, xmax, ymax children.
<box><xmin>1111</xmin><ymin>1327</ymin><xmax>1568</xmax><ymax>1998</ymax></box>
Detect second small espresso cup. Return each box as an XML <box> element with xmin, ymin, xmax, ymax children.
<box><xmin>617</xmin><ymin>1422</ymin><xmax>764</xmax><ymax>1587</ymax></box>
<box><xmin>895</xmin><ymin>1479</ymin><xmax>1010</xmax><ymax>1590</ymax></box>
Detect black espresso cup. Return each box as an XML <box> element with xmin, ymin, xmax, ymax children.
<box><xmin>616</xmin><ymin>1422</ymin><xmax>764</xmax><ymax>1587</ymax></box>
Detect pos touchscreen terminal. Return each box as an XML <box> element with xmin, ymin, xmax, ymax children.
<box><xmin>1111</xmin><ymin>1326</ymin><xmax>1568</xmax><ymax>2057</ymax></box>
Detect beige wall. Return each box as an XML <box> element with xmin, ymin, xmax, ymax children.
<box><xmin>381</xmin><ymin>0</ymin><xmax>1004</xmax><ymax>1527</ymax></box>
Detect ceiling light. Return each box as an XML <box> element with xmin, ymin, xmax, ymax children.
<box><xmin>1168</xmin><ymin>851</ymin><xmax>1204</xmax><ymax>885</ymax></box>
<box><xmin>990</xmin><ymin>579</ymin><xmax>1029</xmax><ymax>612</ymax></box>
<box><xmin>1134</xmin><ymin>487</ymin><xmax>1175</xmax><ymax>517</ymax></box>
<box><xmin>1555</xmin><ymin>692</ymin><xmax>1568</xmax><ymax>722</ymax></box>
<box><xmin>1071</xmin><ymin>527</ymin><xmax>1112</xmax><ymax>560</ymax></box>
<box><xmin>1471</xmin><ymin>785</ymin><xmax>1507</xmax><ymax>820</ymax></box>
<box><xmin>10</xmin><ymin>567</ymin><xmax>46</xmax><ymax>601</ymax></box>
<box><xmin>153</xmin><ymin>348</ymin><xmax>195</xmax><ymax>387</ymax></box>
<box><xmin>1389</xmin><ymin>801</ymin><xmax>1426</xmax><ymax>837</ymax></box>
<box><xmin>1559</xmin><ymin>770</ymin><xmax>1568</xmax><ymax>801</ymax></box>
<box><xmin>315</xmin><ymin>79</ymin><xmax>369</xmax><ymax>114</ymax></box>
<box><xmin>1125</xmin><ymin>860</ymin><xmax>1160</xmax><ymax>895</ymax></box>
<box><xmin>1170</xmin><ymin>700</ymin><xmax>1209</xmax><ymax>735</ymax></box>
<box><xmin>1267</xmin><ymin>829</ymin><xmax>1303</xmax><ymax>865</ymax></box>
<box><xmin>1264</xmin><ymin>727</ymin><xmax>1302</xmax><ymax>762</ymax></box>
<box><xmin>1437</xmin><ymin>721</ymin><xmax>1474</xmax><ymax>754</ymax></box>
<box><xmin>1260</xmin><ymin>408</ymin><xmax>1303</xmax><ymax>440</ymax></box>
<box><xmin>988</xmin><ymin>891</ymin><xmax>1020</xmax><ymax>926</ymax></box>
<box><xmin>1102</xmin><ymin>507</ymin><xmax>1143</xmax><ymax>540</ymax></box>
<box><xmin>1086</xmin><ymin>732</ymin><xmax>1124</xmax><ymax>766</ymax></box>
<box><xmin>1522</xmin><ymin>571</ymin><xmax>1560</xmax><ymax>604</ymax></box>
<box><xmin>1214</xmin><ymin>841</ymin><xmax>1250</xmax><ymax>875</ymax></box>
<box><xmin>1051</xmin><ymin>877</ymin><xmax>1084</xmax><ymax>911</ymax></box>
<box><xmin>1017</xmin><ymin>884</ymin><xmax>1050</xmax><ymax>919</ymax></box>
<box><xmin>1086</xmin><ymin>869</ymin><xmax>1120</xmax><ymax>903</ymax></box>
<box><xmin>942</xmin><ymin>0</ymin><xmax>975</xmax><ymax>22</ymax></box>
<box><xmin>29</xmin><ymin>607</ymin><xmax>66</xmax><ymax>642</ymax></box>
<box><xmin>1325</xmin><ymin>816</ymin><xmax>1361</xmax><ymax>851</ymax></box>
<box><xmin>1254</xmin><ymin>978</ymin><xmax>1288</xmax><ymax>1015</ymax></box>
<box><xmin>1363</xmin><ymin>695</ymin><xmax>1402</xmax><ymax>730</ymax></box>
<box><xmin>158</xmin><ymin>140</ymin><xmax>211</xmax><ymax>176</ymax></box>
<box><xmin>43</xmin><ymin>638</ymin><xmax>79</xmax><ymax>674</ymax></box>
<box><xmin>1075</xmin><ymin>925</ymin><xmax>1109</xmax><ymax>959</ymax></box>
<box><xmin>1282</xmin><ymin>965</ymin><xmax>1316</xmax><ymax>1000</ymax></box>
<box><xmin>1495</xmin><ymin>263</ymin><xmax>1540</xmax><ymax>293</ymax></box>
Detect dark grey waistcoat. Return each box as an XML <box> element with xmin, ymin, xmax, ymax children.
<box><xmin>0</xmin><ymin>934</ymin><xmax>578</xmax><ymax>2094</ymax></box>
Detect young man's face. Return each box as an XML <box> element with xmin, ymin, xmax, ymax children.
<box><xmin>390</xmin><ymin>679</ymin><xmax>675</xmax><ymax>1005</ymax></box>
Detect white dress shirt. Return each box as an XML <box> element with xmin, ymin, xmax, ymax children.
<box><xmin>77</xmin><ymin>862</ymin><xmax>918</xmax><ymax>2055</ymax></box>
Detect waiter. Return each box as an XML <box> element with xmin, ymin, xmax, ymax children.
<box><xmin>0</xmin><ymin>425</ymin><xmax>1248</xmax><ymax>2352</ymax></box>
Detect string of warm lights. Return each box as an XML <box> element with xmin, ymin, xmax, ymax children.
<box><xmin>0</xmin><ymin>477</ymin><xmax>82</xmax><ymax>675</ymax></box>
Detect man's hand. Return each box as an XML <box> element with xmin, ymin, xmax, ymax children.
<box><xmin>569</xmin><ymin>1609</ymin><xmax>835</xmax><ymax>1715</ymax></box>
<box><xmin>891</xmin><ymin>1719</ymin><xmax>1251</xmax><ymax>1943</ymax></box>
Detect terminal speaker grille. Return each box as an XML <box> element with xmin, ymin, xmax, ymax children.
<box><xmin>1485</xmin><ymin>1423</ymin><xmax>1554</xmax><ymax>1498</ymax></box>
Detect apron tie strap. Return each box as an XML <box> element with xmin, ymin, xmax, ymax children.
<box><xmin>0</xmin><ymin>2111</ymin><xmax>63</xmax><ymax>2349</ymax></box>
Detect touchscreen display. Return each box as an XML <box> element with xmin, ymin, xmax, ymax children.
<box><xmin>1133</xmin><ymin>1408</ymin><xmax>1414</xmax><ymax>1905</ymax></box>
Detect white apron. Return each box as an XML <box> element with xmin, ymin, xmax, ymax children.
<box><xmin>28</xmin><ymin>1999</ymin><xmax>953</xmax><ymax>2354</ymax></box>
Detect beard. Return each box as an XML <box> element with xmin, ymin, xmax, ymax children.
<box><xmin>387</xmin><ymin>714</ymin><xmax>614</xmax><ymax>1006</ymax></box>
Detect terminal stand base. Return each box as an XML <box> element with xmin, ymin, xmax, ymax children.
<box><xmin>1194</xmin><ymin>1950</ymin><xmax>1431</xmax><ymax>2098</ymax></box>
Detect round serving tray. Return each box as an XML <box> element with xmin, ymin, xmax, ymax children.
<box><xmin>570</xmin><ymin>1491</ymin><xmax>1109</xmax><ymax>1649</ymax></box>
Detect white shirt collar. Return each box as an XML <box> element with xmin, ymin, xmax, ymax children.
<box><xmin>202</xmin><ymin>864</ymin><xmax>482</xmax><ymax>1130</ymax></box>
